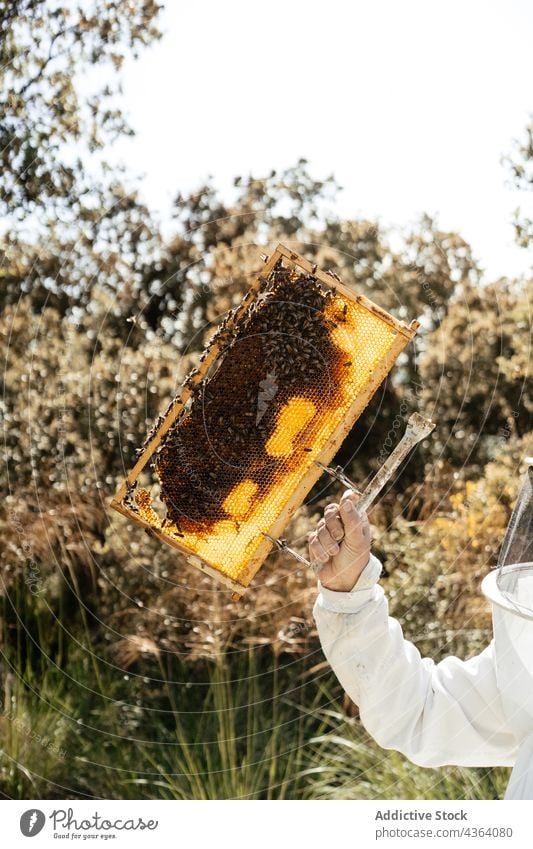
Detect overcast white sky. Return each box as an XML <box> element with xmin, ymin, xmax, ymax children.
<box><xmin>113</xmin><ymin>0</ymin><xmax>533</xmax><ymax>280</ymax></box>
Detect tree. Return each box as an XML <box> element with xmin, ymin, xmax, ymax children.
<box><xmin>504</xmin><ymin>117</ymin><xmax>533</xmax><ymax>249</ymax></box>
<box><xmin>420</xmin><ymin>278</ymin><xmax>532</xmax><ymax>469</ymax></box>
<box><xmin>0</xmin><ymin>0</ymin><xmax>162</xmax><ymax>218</ymax></box>
<box><xmin>0</xmin><ymin>1</ymin><xmax>169</xmax><ymax>334</ymax></box>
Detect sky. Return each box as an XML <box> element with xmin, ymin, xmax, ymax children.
<box><xmin>112</xmin><ymin>0</ymin><xmax>533</xmax><ymax>280</ymax></box>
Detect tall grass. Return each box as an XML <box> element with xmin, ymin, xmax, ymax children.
<box><xmin>0</xmin><ymin>575</ymin><xmax>511</xmax><ymax>801</ymax></box>
<box><xmin>100</xmin><ymin>652</ymin><xmax>331</xmax><ymax>800</ymax></box>
<box><xmin>1</xmin><ymin>583</ymin><xmax>331</xmax><ymax>799</ymax></box>
<box><xmin>302</xmin><ymin>707</ymin><xmax>510</xmax><ymax>800</ymax></box>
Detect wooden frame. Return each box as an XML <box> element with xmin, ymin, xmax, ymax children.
<box><xmin>110</xmin><ymin>244</ymin><xmax>419</xmax><ymax>600</ymax></box>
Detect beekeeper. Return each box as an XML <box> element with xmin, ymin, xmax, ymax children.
<box><xmin>310</xmin><ymin>466</ymin><xmax>533</xmax><ymax>800</ymax></box>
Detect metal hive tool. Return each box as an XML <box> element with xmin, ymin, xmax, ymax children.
<box><xmin>266</xmin><ymin>412</ymin><xmax>436</xmax><ymax>574</ymax></box>
<box><xmin>111</xmin><ymin>244</ymin><xmax>420</xmax><ymax>599</ymax></box>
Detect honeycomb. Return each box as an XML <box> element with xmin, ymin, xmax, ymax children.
<box><xmin>115</xmin><ymin>250</ymin><xmax>415</xmax><ymax>595</ymax></box>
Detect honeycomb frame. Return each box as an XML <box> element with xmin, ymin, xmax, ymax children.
<box><xmin>111</xmin><ymin>244</ymin><xmax>419</xmax><ymax>599</ymax></box>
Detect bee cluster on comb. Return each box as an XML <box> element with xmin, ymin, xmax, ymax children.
<box><xmin>112</xmin><ymin>244</ymin><xmax>419</xmax><ymax>599</ymax></box>
<box><xmin>156</xmin><ymin>264</ymin><xmax>346</xmax><ymax>533</ymax></box>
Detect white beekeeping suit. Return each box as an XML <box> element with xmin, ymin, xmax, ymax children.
<box><xmin>313</xmin><ymin>465</ymin><xmax>533</xmax><ymax>799</ymax></box>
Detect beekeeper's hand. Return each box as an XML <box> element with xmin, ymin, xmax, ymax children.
<box><xmin>307</xmin><ymin>489</ymin><xmax>371</xmax><ymax>592</ymax></box>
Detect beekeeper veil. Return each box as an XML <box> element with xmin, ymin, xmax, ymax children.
<box><xmin>482</xmin><ymin>463</ymin><xmax>533</xmax><ymax>734</ymax></box>
<box><xmin>482</xmin><ymin>463</ymin><xmax>533</xmax><ymax>616</ymax></box>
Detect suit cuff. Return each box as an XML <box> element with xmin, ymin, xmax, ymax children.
<box><xmin>315</xmin><ymin>552</ymin><xmax>383</xmax><ymax>614</ymax></box>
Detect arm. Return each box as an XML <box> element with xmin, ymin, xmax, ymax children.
<box><xmin>314</xmin><ymin>563</ymin><xmax>517</xmax><ymax>767</ymax></box>
<box><xmin>309</xmin><ymin>493</ymin><xmax>518</xmax><ymax>768</ymax></box>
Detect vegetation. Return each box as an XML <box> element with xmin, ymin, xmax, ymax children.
<box><xmin>0</xmin><ymin>2</ymin><xmax>531</xmax><ymax>800</ymax></box>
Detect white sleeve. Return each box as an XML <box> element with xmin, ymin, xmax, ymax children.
<box><xmin>313</xmin><ymin>554</ymin><xmax>518</xmax><ymax>768</ymax></box>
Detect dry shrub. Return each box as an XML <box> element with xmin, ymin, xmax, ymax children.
<box><xmin>1</xmin><ymin>491</ymin><xmax>105</xmax><ymax>601</ymax></box>
<box><xmin>103</xmin><ymin>506</ymin><xmax>320</xmax><ymax>665</ymax></box>
<box><xmin>380</xmin><ymin>436</ymin><xmax>531</xmax><ymax>660</ymax></box>
<box><xmin>3</xmin><ymin>440</ymin><xmax>527</xmax><ymax>670</ymax></box>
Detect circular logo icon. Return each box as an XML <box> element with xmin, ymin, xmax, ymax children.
<box><xmin>20</xmin><ymin>809</ymin><xmax>46</xmax><ymax>837</ymax></box>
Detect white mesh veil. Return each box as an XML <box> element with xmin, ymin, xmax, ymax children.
<box><xmin>495</xmin><ymin>464</ymin><xmax>533</xmax><ymax>619</ymax></box>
